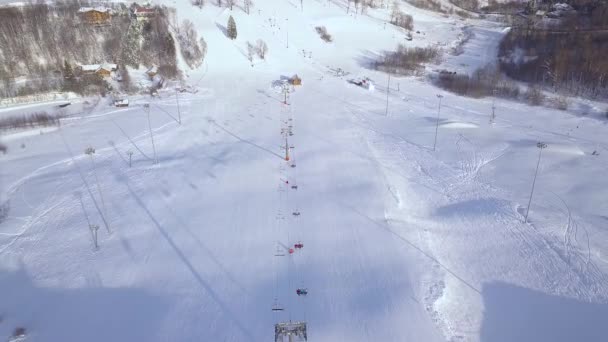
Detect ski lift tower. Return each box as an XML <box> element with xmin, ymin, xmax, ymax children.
<box><xmin>275</xmin><ymin>321</ymin><xmax>307</xmax><ymax>342</ymax></box>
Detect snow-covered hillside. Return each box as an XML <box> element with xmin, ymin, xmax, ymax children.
<box><xmin>1</xmin><ymin>1</ymin><xmax>607</xmax><ymax>342</ymax></box>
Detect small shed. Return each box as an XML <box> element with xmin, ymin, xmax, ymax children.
<box><xmin>114</xmin><ymin>98</ymin><xmax>129</xmax><ymax>107</ymax></box>
<box><xmin>290</xmin><ymin>74</ymin><xmax>302</xmax><ymax>86</ymax></box>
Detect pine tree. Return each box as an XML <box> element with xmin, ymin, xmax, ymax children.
<box><xmin>121</xmin><ymin>23</ymin><xmax>142</xmax><ymax>68</ymax></box>
<box><xmin>63</xmin><ymin>60</ymin><xmax>74</xmax><ymax>80</ymax></box>
<box><xmin>227</xmin><ymin>15</ymin><xmax>237</xmax><ymax>40</ymax></box>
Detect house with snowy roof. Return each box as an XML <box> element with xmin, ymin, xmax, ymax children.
<box><xmin>78</xmin><ymin>63</ymin><xmax>118</xmax><ymax>77</ymax></box>
<box><xmin>78</xmin><ymin>7</ymin><xmax>112</xmax><ymax>24</ymax></box>
<box><xmin>130</xmin><ymin>3</ymin><xmax>156</xmax><ymax>21</ymax></box>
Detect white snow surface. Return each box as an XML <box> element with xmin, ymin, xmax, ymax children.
<box><xmin>1</xmin><ymin>1</ymin><xmax>608</xmax><ymax>342</ymax></box>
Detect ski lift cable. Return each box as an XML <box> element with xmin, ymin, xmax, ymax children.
<box><xmin>280</xmin><ymin>103</ymin><xmax>294</xmax><ymax>324</ymax></box>
<box><xmin>274</xmin><ymin>102</ymin><xmax>292</xmax><ymax>321</ymax></box>
<box><xmin>285</xmin><ymin>106</ymin><xmax>309</xmax><ymax>321</ymax></box>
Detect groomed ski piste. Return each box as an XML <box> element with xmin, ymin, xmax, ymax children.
<box><xmin>1</xmin><ymin>0</ymin><xmax>608</xmax><ymax>341</ymax></box>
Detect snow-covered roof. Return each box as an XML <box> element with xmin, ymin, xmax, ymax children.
<box><xmin>553</xmin><ymin>3</ymin><xmax>573</xmax><ymax>12</ymax></box>
<box><xmin>133</xmin><ymin>4</ymin><xmax>155</xmax><ymax>15</ymax></box>
<box><xmin>78</xmin><ymin>7</ymin><xmax>112</xmax><ymax>13</ymax></box>
<box><xmin>100</xmin><ymin>63</ymin><xmax>117</xmax><ymax>71</ymax></box>
<box><xmin>79</xmin><ymin>63</ymin><xmax>116</xmax><ymax>73</ymax></box>
<box><xmin>80</xmin><ymin>64</ymin><xmax>101</xmax><ymax>72</ymax></box>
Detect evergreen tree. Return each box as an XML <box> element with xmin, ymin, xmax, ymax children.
<box><xmin>121</xmin><ymin>23</ymin><xmax>142</xmax><ymax>68</ymax></box>
<box><xmin>227</xmin><ymin>15</ymin><xmax>237</xmax><ymax>40</ymax></box>
<box><xmin>63</xmin><ymin>60</ymin><xmax>74</xmax><ymax>80</ymax></box>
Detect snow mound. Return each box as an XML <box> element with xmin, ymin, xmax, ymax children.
<box><xmin>547</xmin><ymin>144</ymin><xmax>585</xmax><ymax>156</ymax></box>
<box><xmin>440</xmin><ymin>121</ymin><xmax>479</xmax><ymax>129</ymax></box>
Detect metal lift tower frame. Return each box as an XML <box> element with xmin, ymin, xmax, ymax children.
<box><xmin>275</xmin><ymin>321</ymin><xmax>307</xmax><ymax>342</ymax></box>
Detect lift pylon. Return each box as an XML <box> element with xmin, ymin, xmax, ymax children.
<box><xmin>275</xmin><ymin>321</ymin><xmax>307</xmax><ymax>342</ymax></box>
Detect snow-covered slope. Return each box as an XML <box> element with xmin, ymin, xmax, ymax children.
<box><xmin>1</xmin><ymin>1</ymin><xmax>607</xmax><ymax>342</ymax></box>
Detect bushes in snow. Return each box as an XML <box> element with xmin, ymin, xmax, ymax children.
<box><xmin>525</xmin><ymin>86</ymin><xmax>545</xmax><ymax>106</ymax></box>
<box><xmin>0</xmin><ymin>111</ymin><xmax>63</xmax><ymax>131</ymax></box>
<box><xmin>256</xmin><ymin>39</ymin><xmax>268</xmax><ymax>59</ymax></box>
<box><xmin>246</xmin><ymin>39</ymin><xmax>269</xmax><ymax>63</ymax></box>
<box><xmin>315</xmin><ymin>26</ymin><xmax>332</xmax><ymax>42</ymax></box>
<box><xmin>390</xmin><ymin>2</ymin><xmax>414</xmax><ymax>31</ymax></box>
<box><xmin>434</xmin><ymin>65</ymin><xmax>520</xmax><ymax>99</ymax></box>
<box><xmin>449</xmin><ymin>0</ymin><xmax>479</xmax><ymax>11</ymax></box>
<box><xmin>178</xmin><ymin>20</ymin><xmax>206</xmax><ymax>69</ymax></box>
<box><xmin>375</xmin><ymin>44</ymin><xmax>439</xmax><ymax>75</ymax></box>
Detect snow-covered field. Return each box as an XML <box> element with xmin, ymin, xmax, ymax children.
<box><xmin>1</xmin><ymin>1</ymin><xmax>607</xmax><ymax>342</ymax></box>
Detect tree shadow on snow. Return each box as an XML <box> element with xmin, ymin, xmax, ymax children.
<box><xmin>434</xmin><ymin>198</ymin><xmax>518</xmax><ymax>220</ymax></box>
<box><xmin>0</xmin><ymin>267</ymin><xmax>169</xmax><ymax>342</ymax></box>
<box><xmin>480</xmin><ymin>282</ymin><xmax>608</xmax><ymax>342</ymax></box>
<box><xmin>354</xmin><ymin>50</ymin><xmax>384</xmax><ymax>71</ymax></box>
<box><xmin>215</xmin><ymin>22</ymin><xmax>228</xmax><ymax>38</ymax></box>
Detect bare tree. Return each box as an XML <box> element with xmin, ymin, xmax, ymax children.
<box><xmin>244</xmin><ymin>0</ymin><xmax>253</xmax><ymax>14</ymax></box>
<box><xmin>227</xmin><ymin>0</ymin><xmax>235</xmax><ymax>10</ymax></box>
<box><xmin>256</xmin><ymin>39</ymin><xmax>268</xmax><ymax>59</ymax></box>
<box><xmin>192</xmin><ymin>0</ymin><xmax>204</xmax><ymax>8</ymax></box>
<box><xmin>247</xmin><ymin>41</ymin><xmax>255</xmax><ymax>64</ymax></box>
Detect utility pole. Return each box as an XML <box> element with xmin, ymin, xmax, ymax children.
<box><xmin>284</xmin><ymin>137</ymin><xmax>290</xmax><ymax>161</ymax></box>
<box><xmin>282</xmin><ymin>84</ymin><xmax>290</xmax><ymax>105</ymax></box>
<box><xmin>491</xmin><ymin>89</ymin><xmax>497</xmax><ymax>124</ymax></box>
<box><xmin>433</xmin><ymin>94</ymin><xmax>443</xmax><ymax>151</ymax></box>
<box><xmin>90</xmin><ymin>224</ymin><xmax>99</xmax><ymax>249</ymax></box>
<box><xmin>286</xmin><ymin>18</ymin><xmax>289</xmax><ymax>48</ymax></box>
<box><xmin>525</xmin><ymin>142</ymin><xmax>547</xmax><ymax>223</ymax></box>
<box><xmin>175</xmin><ymin>89</ymin><xmax>182</xmax><ymax>124</ymax></box>
<box><xmin>144</xmin><ymin>104</ymin><xmax>158</xmax><ymax>164</ymax></box>
<box><xmin>385</xmin><ymin>73</ymin><xmax>391</xmax><ymax>116</ymax></box>
<box><xmin>85</xmin><ymin>147</ymin><xmax>110</xmax><ymax>233</ymax></box>
<box><xmin>127</xmin><ymin>150</ymin><xmax>133</xmax><ymax>167</ymax></box>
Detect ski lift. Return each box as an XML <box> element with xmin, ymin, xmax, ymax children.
<box><xmin>272</xmin><ymin>299</ymin><xmax>285</xmax><ymax>311</ymax></box>
<box><xmin>292</xmin><ymin>211</ymin><xmax>301</xmax><ymax>217</ymax></box>
<box><xmin>290</xmin><ymin>164</ymin><xmax>296</xmax><ymax>168</ymax></box>
<box><xmin>296</xmin><ymin>288</ymin><xmax>308</xmax><ymax>296</ymax></box>
<box><xmin>288</xmin><ymin>248</ymin><xmax>295</xmax><ymax>254</ymax></box>
<box><xmin>274</xmin><ymin>245</ymin><xmax>285</xmax><ymax>256</ymax></box>
<box><xmin>294</xmin><ymin>242</ymin><xmax>303</xmax><ymax>249</ymax></box>
<box><xmin>291</xmin><ymin>185</ymin><xmax>298</xmax><ymax>190</ymax></box>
